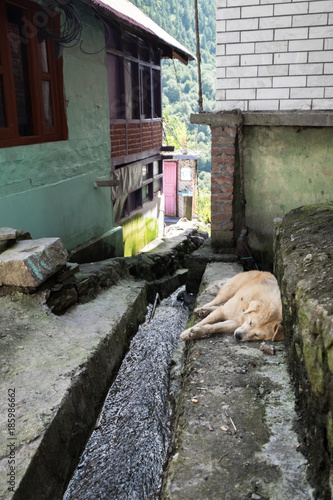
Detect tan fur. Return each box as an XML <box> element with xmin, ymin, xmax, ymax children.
<box><xmin>181</xmin><ymin>271</ymin><xmax>284</xmax><ymax>342</ymax></box>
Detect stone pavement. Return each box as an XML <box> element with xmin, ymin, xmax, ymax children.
<box><xmin>162</xmin><ymin>262</ymin><xmax>315</xmax><ymax>500</ymax></box>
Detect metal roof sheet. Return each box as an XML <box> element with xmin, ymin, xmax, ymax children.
<box><xmin>85</xmin><ymin>0</ymin><xmax>195</xmax><ymax>63</ymax></box>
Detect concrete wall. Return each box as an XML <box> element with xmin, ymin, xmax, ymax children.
<box><xmin>193</xmin><ymin>112</ymin><xmax>333</xmax><ymax>265</ymax></box>
<box><xmin>216</xmin><ymin>0</ymin><xmax>333</xmax><ymax>112</ymax></box>
<box><xmin>274</xmin><ymin>204</ymin><xmax>333</xmax><ymax>498</ymax></box>
<box><xmin>119</xmin><ymin>196</ymin><xmax>164</xmax><ymax>257</ymax></box>
<box><xmin>0</xmin><ymin>4</ymin><xmax>118</xmax><ymax>253</ymax></box>
<box><xmin>243</xmin><ymin>125</ymin><xmax>333</xmax><ymax>263</ymax></box>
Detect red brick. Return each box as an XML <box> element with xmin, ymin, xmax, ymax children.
<box><xmin>212</xmin><ymin>176</ymin><xmax>234</xmax><ymax>185</ymax></box>
<box><xmin>211</xmin><ymin>218</ymin><xmax>233</xmax><ymax>228</ymax></box>
<box><xmin>212</xmin><ymin>213</ymin><xmax>233</xmax><ymax>222</ymax></box>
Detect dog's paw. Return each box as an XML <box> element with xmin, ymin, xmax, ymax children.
<box><xmin>180</xmin><ymin>328</ymin><xmax>192</xmax><ymax>341</ymax></box>
<box><xmin>180</xmin><ymin>326</ymin><xmax>201</xmax><ymax>341</ymax></box>
<box><xmin>194</xmin><ymin>307</ymin><xmax>209</xmax><ymax>318</ymax></box>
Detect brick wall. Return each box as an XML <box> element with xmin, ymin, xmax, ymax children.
<box><xmin>152</xmin><ymin>121</ymin><xmax>162</xmax><ymax>148</ymax></box>
<box><xmin>128</xmin><ymin>124</ymin><xmax>142</xmax><ymax>155</ymax></box>
<box><xmin>111</xmin><ymin>121</ymin><xmax>162</xmax><ymax>158</ymax></box>
<box><xmin>216</xmin><ymin>0</ymin><xmax>333</xmax><ymax>111</ymax></box>
<box><xmin>211</xmin><ymin>126</ymin><xmax>237</xmax><ymax>246</ymax></box>
<box><xmin>110</xmin><ymin>124</ymin><xmax>127</xmax><ymax>157</ymax></box>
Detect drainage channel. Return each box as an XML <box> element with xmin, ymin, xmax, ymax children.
<box><xmin>63</xmin><ymin>286</ymin><xmax>190</xmax><ymax>500</ymax></box>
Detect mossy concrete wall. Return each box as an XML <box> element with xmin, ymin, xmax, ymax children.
<box><xmin>119</xmin><ymin>197</ymin><xmax>163</xmax><ymax>257</ymax></box>
<box><xmin>274</xmin><ymin>203</ymin><xmax>333</xmax><ymax>499</ymax></box>
<box><xmin>121</xmin><ymin>214</ymin><xmax>159</xmax><ymax>257</ymax></box>
<box><xmin>243</xmin><ymin>127</ymin><xmax>333</xmax><ymax>265</ymax></box>
<box><xmin>0</xmin><ymin>3</ymin><xmax>116</xmax><ymax>253</ymax></box>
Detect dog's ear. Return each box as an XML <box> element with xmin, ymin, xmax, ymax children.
<box><xmin>272</xmin><ymin>323</ymin><xmax>284</xmax><ymax>341</ymax></box>
<box><xmin>244</xmin><ymin>300</ymin><xmax>260</xmax><ymax>314</ymax></box>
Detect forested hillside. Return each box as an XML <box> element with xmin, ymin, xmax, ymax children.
<box><xmin>131</xmin><ymin>0</ymin><xmax>216</xmax><ymax>173</ymax></box>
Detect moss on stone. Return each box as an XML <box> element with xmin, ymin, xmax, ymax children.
<box><xmin>327</xmin><ymin>411</ymin><xmax>333</xmax><ymax>458</ymax></box>
<box><xmin>120</xmin><ymin>214</ymin><xmax>158</xmax><ymax>257</ymax></box>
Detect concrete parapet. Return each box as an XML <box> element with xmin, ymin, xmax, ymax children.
<box><xmin>274</xmin><ymin>203</ymin><xmax>333</xmax><ymax>499</ymax></box>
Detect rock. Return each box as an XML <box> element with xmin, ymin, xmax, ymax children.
<box><xmin>47</xmin><ymin>285</ymin><xmax>78</xmax><ymax>314</ymax></box>
<box><xmin>0</xmin><ymin>227</ymin><xmax>17</xmax><ymax>240</ymax></box>
<box><xmin>0</xmin><ymin>238</ymin><xmax>68</xmax><ymax>287</ymax></box>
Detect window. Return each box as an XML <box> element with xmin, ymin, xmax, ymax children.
<box><xmin>107</xmin><ymin>29</ymin><xmax>162</xmax><ymax>122</ymax></box>
<box><xmin>116</xmin><ymin>159</ymin><xmax>163</xmax><ymax>221</ymax></box>
<box><xmin>142</xmin><ymin>160</ymin><xmax>162</xmax><ymax>203</ymax></box>
<box><xmin>0</xmin><ymin>0</ymin><xmax>67</xmax><ymax>147</ymax></box>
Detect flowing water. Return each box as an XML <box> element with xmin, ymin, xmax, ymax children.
<box><xmin>64</xmin><ymin>287</ymin><xmax>189</xmax><ymax>500</ymax></box>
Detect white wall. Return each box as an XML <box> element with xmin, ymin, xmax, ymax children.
<box><xmin>216</xmin><ymin>0</ymin><xmax>333</xmax><ymax>111</ymax></box>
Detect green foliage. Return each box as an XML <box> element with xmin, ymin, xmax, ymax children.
<box><xmin>163</xmin><ymin>105</ymin><xmax>195</xmax><ymax>152</ymax></box>
<box><xmin>196</xmin><ymin>171</ymin><xmax>211</xmax><ymax>225</ymax></box>
<box><xmin>130</xmin><ymin>0</ymin><xmax>215</xmax><ymax>175</ymax></box>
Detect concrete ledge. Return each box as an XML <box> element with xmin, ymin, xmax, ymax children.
<box><xmin>163</xmin><ymin>262</ymin><xmax>314</xmax><ymax>500</ymax></box>
<box><xmin>0</xmin><ymin>281</ymin><xmax>147</xmax><ymax>500</ymax></box>
<box><xmin>274</xmin><ymin>203</ymin><xmax>333</xmax><ymax>498</ymax></box>
<box><xmin>68</xmin><ymin>227</ymin><xmax>124</xmax><ymax>264</ymax></box>
<box><xmin>191</xmin><ymin>110</ymin><xmax>333</xmax><ymax>128</ymax></box>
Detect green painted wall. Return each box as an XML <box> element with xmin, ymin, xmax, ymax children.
<box><xmin>243</xmin><ymin>126</ymin><xmax>333</xmax><ymax>265</ymax></box>
<box><xmin>0</xmin><ymin>4</ymin><xmax>115</xmax><ymax>252</ymax></box>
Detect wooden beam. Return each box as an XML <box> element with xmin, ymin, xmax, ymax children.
<box><xmin>94</xmin><ymin>180</ymin><xmax>120</xmax><ymax>188</ymax></box>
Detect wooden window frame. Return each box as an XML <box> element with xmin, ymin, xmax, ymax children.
<box><xmin>107</xmin><ymin>30</ymin><xmax>162</xmax><ymax>124</ymax></box>
<box><xmin>0</xmin><ymin>0</ymin><xmax>67</xmax><ymax>148</ymax></box>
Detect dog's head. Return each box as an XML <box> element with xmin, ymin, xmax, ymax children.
<box><xmin>234</xmin><ymin>300</ymin><xmax>284</xmax><ymax>342</ymax></box>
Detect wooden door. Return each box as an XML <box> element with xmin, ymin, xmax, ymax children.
<box><xmin>164</xmin><ymin>161</ymin><xmax>177</xmax><ymax>216</ymax></box>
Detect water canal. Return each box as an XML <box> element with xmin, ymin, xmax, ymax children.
<box><xmin>64</xmin><ymin>287</ymin><xmax>189</xmax><ymax>500</ymax></box>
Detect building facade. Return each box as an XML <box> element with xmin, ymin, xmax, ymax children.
<box><xmin>0</xmin><ymin>0</ymin><xmax>193</xmax><ymax>261</ymax></box>
<box><xmin>193</xmin><ymin>0</ymin><xmax>333</xmax><ymax>265</ymax></box>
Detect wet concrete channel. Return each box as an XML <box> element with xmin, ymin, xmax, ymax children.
<box><xmin>64</xmin><ymin>288</ymin><xmax>189</xmax><ymax>499</ymax></box>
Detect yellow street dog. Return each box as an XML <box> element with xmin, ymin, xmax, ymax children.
<box><xmin>181</xmin><ymin>271</ymin><xmax>284</xmax><ymax>342</ymax></box>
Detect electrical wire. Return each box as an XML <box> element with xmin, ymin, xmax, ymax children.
<box><xmin>37</xmin><ymin>0</ymin><xmax>82</xmax><ymax>46</ymax></box>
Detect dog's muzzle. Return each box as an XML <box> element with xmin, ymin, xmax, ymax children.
<box><xmin>234</xmin><ymin>329</ymin><xmax>243</xmax><ymax>341</ymax></box>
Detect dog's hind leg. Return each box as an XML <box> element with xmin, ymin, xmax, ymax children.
<box><xmin>181</xmin><ymin>320</ymin><xmax>239</xmax><ymax>340</ymax></box>
<box><xmin>194</xmin><ymin>273</ymin><xmax>248</xmax><ymax>316</ymax></box>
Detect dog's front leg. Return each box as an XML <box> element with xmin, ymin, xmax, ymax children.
<box><xmin>194</xmin><ymin>305</ymin><xmax>219</xmax><ymax>318</ymax></box>
<box><xmin>181</xmin><ymin>306</ymin><xmax>227</xmax><ymax>340</ymax></box>
<box><xmin>181</xmin><ymin>320</ymin><xmax>239</xmax><ymax>340</ymax></box>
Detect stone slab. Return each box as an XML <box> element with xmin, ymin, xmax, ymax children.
<box><xmin>163</xmin><ymin>262</ymin><xmax>315</xmax><ymax>500</ymax></box>
<box><xmin>0</xmin><ymin>238</ymin><xmax>68</xmax><ymax>287</ymax></box>
<box><xmin>0</xmin><ymin>228</ymin><xmax>17</xmax><ymax>241</ymax></box>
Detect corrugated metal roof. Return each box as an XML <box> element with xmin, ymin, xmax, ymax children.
<box><xmin>85</xmin><ymin>0</ymin><xmax>195</xmax><ymax>63</ymax></box>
